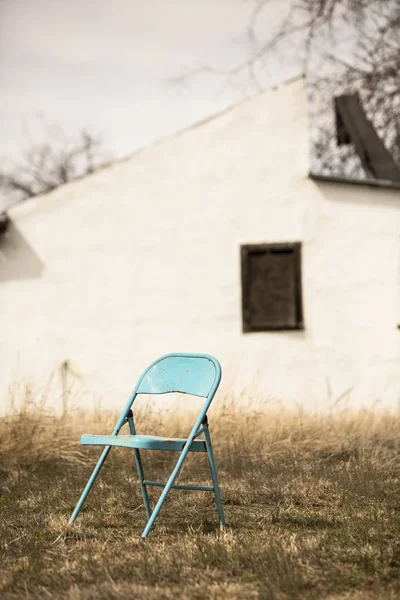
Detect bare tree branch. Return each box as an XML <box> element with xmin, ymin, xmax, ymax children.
<box><xmin>171</xmin><ymin>0</ymin><xmax>400</xmax><ymax>183</ymax></box>
<box><xmin>307</xmin><ymin>1</ymin><xmax>400</xmax><ymax>178</ymax></box>
<box><xmin>0</xmin><ymin>125</ymin><xmax>109</xmax><ymax>209</ymax></box>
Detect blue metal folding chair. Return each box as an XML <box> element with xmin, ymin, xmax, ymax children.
<box><xmin>69</xmin><ymin>353</ymin><xmax>225</xmax><ymax>538</ymax></box>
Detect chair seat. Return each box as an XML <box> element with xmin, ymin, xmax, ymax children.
<box><xmin>81</xmin><ymin>434</ymin><xmax>207</xmax><ymax>453</ymax></box>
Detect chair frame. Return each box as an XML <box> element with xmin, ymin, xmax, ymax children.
<box><xmin>68</xmin><ymin>353</ymin><xmax>226</xmax><ymax>538</ymax></box>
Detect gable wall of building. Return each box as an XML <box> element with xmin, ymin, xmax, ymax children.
<box><xmin>1</xmin><ymin>79</ymin><xmax>399</xmax><ymax>413</ymax></box>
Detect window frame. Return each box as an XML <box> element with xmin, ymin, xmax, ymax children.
<box><xmin>240</xmin><ymin>242</ymin><xmax>304</xmax><ymax>333</ymax></box>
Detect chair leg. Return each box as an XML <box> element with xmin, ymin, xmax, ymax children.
<box><xmin>140</xmin><ymin>442</ymin><xmax>193</xmax><ymax>539</ymax></box>
<box><xmin>203</xmin><ymin>426</ymin><xmax>226</xmax><ymax>530</ymax></box>
<box><xmin>133</xmin><ymin>449</ymin><xmax>152</xmax><ymax>520</ymax></box>
<box><xmin>126</xmin><ymin>415</ymin><xmax>152</xmax><ymax>519</ymax></box>
<box><xmin>68</xmin><ymin>446</ymin><xmax>111</xmax><ymax>524</ymax></box>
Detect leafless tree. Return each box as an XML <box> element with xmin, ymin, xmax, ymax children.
<box><xmin>174</xmin><ymin>0</ymin><xmax>400</xmax><ymax>182</ymax></box>
<box><xmin>261</xmin><ymin>1</ymin><xmax>399</xmax><ymax>180</ymax></box>
<box><xmin>304</xmin><ymin>0</ymin><xmax>400</xmax><ymax>180</ymax></box>
<box><xmin>171</xmin><ymin>1</ymin><xmax>380</xmax><ymax>90</ymax></box>
<box><xmin>0</xmin><ymin>124</ymin><xmax>109</xmax><ymax>209</ymax></box>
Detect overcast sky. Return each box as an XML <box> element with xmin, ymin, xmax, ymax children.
<box><xmin>0</xmin><ymin>0</ymin><xmax>301</xmax><ymax>165</ymax></box>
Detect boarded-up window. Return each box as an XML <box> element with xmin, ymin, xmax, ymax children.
<box><xmin>241</xmin><ymin>243</ymin><xmax>303</xmax><ymax>332</ymax></box>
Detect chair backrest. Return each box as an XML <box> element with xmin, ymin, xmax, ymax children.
<box><xmin>136</xmin><ymin>353</ymin><xmax>221</xmax><ymax>398</ymax></box>
<box><xmin>113</xmin><ymin>353</ymin><xmax>222</xmax><ymax>436</ymax></box>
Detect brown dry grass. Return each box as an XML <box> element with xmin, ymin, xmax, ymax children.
<box><xmin>1</xmin><ymin>386</ymin><xmax>400</xmax><ymax>599</ymax></box>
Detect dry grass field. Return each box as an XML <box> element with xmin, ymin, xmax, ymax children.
<box><xmin>1</xmin><ymin>387</ymin><xmax>400</xmax><ymax>599</ymax></box>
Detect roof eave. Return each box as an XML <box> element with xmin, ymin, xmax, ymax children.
<box><xmin>309</xmin><ymin>171</ymin><xmax>400</xmax><ymax>192</ymax></box>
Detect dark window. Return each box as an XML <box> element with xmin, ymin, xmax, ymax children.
<box><xmin>241</xmin><ymin>242</ymin><xmax>303</xmax><ymax>332</ymax></box>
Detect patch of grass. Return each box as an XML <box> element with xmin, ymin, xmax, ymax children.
<box><xmin>1</xmin><ymin>391</ymin><xmax>400</xmax><ymax>599</ymax></box>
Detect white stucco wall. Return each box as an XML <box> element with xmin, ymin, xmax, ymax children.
<box><xmin>1</xmin><ymin>78</ymin><xmax>399</xmax><ymax>413</ymax></box>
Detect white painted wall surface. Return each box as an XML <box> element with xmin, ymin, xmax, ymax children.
<box><xmin>1</xmin><ymin>78</ymin><xmax>399</xmax><ymax>413</ymax></box>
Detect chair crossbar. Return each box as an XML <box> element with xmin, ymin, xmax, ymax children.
<box><xmin>143</xmin><ymin>480</ymin><xmax>214</xmax><ymax>492</ymax></box>
<box><xmin>193</xmin><ymin>426</ymin><xmax>207</xmax><ymax>439</ymax></box>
